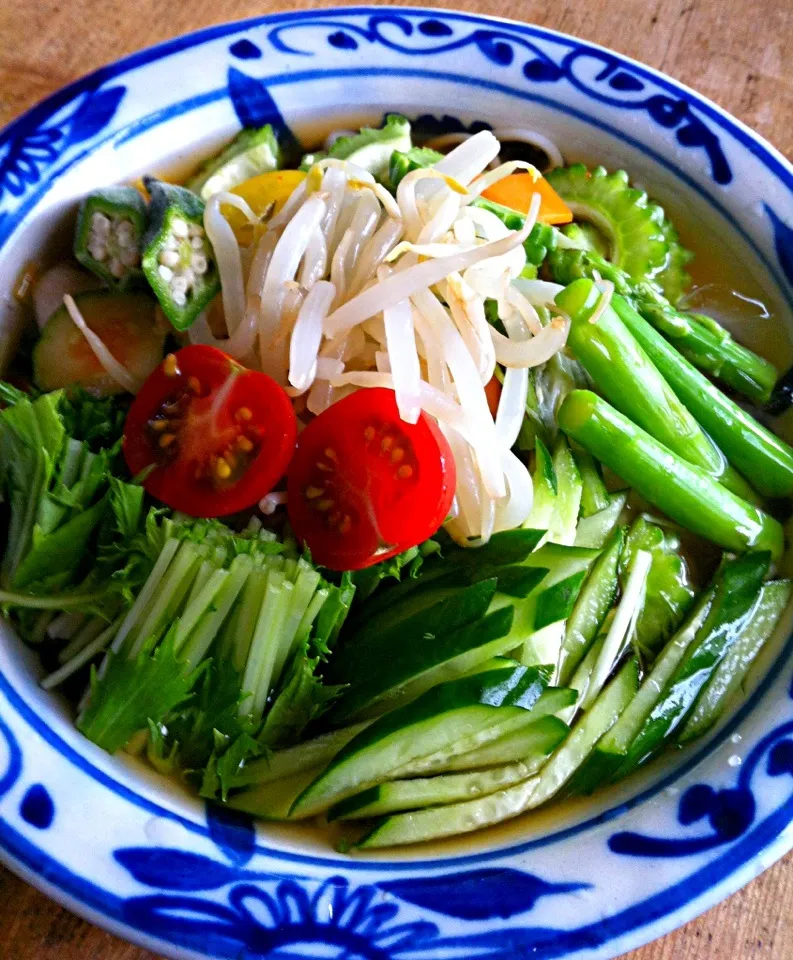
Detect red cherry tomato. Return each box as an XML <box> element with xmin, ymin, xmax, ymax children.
<box><xmin>124</xmin><ymin>345</ymin><xmax>296</xmax><ymax>517</ymax></box>
<box><xmin>287</xmin><ymin>387</ymin><xmax>456</xmax><ymax>570</ymax></box>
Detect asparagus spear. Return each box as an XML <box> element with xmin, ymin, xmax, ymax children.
<box><xmin>548</xmin><ymin>246</ymin><xmax>777</xmax><ymax>405</ymax></box>
<box><xmin>611</xmin><ymin>295</ymin><xmax>793</xmax><ymax>498</ymax></box>
<box><xmin>558</xmin><ymin>390</ymin><xmax>784</xmax><ymax>559</ymax></box>
<box><xmin>556</xmin><ymin>279</ymin><xmax>756</xmax><ymax>502</ymax></box>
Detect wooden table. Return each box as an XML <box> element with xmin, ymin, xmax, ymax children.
<box><xmin>1</xmin><ymin>0</ymin><xmax>792</xmax><ymax>955</ymax></box>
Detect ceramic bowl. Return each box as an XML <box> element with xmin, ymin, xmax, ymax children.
<box><xmin>2</xmin><ymin>8</ymin><xmax>793</xmax><ymax>959</ymax></box>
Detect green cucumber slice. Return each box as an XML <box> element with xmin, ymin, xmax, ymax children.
<box><xmin>330</xmin><ymin>760</ymin><xmax>536</xmax><ymax>820</ymax></box>
<box><xmin>326</xmin><ymin>605</ymin><xmax>515</xmax><ymax>725</ymax></box>
<box><xmin>548</xmin><ymin>436</ymin><xmax>583</xmax><ymax>545</ymax></box>
<box><xmin>33</xmin><ymin>292</ymin><xmax>165</xmax><ymax>395</ymax></box>
<box><xmin>524</xmin><ymin>437</ymin><xmax>557</xmax><ymax>534</ymax></box>
<box><xmin>574</xmin><ymin>491</ymin><xmax>629</xmax><ymax>549</ymax></box>
<box><xmin>680</xmin><ymin>580</ymin><xmax>791</xmax><ymax>742</ymax></box>
<box><xmin>290</xmin><ymin>663</ymin><xmax>549</xmax><ymax>818</ymax></box>
<box><xmin>575</xmin><ymin>448</ymin><xmax>610</xmax><ymax>518</ymax></box>
<box><xmin>228</xmin><ymin>765</ymin><xmax>322</xmax><ymax>820</ymax></box>
<box><xmin>327</xmin><ymin>579</ymin><xmax>499</xmax><ymax>685</ymax></box>
<box><xmin>395</xmin><ymin>688</ymin><xmax>574</xmax><ymax>777</ymax></box>
<box><xmin>623</xmin><ymin>552</ymin><xmax>770</xmax><ymax>771</ymax></box>
<box><xmin>187</xmin><ymin>125</ymin><xmax>280</xmax><ymax>200</ymax></box>
<box><xmin>567</xmin><ymin>590</ymin><xmax>713</xmax><ymax>794</ymax></box>
<box><xmin>347</xmin><ymin>609</ymin><xmax>523</xmax><ymax>722</ymax></box>
<box><xmin>358</xmin><ymin>777</ymin><xmax>542</xmax><ymax>848</ymax></box>
<box><xmin>524</xmin><ymin>657</ymin><xmax>639</xmax><ymax>810</ymax></box>
<box><xmin>230</xmin><ymin>723</ymin><xmax>370</xmax><ymax>789</ymax></box>
<box><xmin>437</xmin><ymin>714</ymin><xmax>569</xmax><ymax>773</ymax></box>
<box><xmin>559</xmin><ymin>526</ymin><xmax>624</xmax><ymax>685</ymax></box>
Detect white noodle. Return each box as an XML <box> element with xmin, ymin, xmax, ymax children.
<box><xmin>324</xmin><ymin>220</ymin><xmax>532</xmax><ymax>338</ymax></box>
<box><xmin>204</xmin><ymin>193</ymin><xmax>252</xmax><ymax>335</ymax></box>
<box><xmin>289</xmin><ymin>281</ymin><xmax>336</xmax><ymax>392</ymax></box>
<box><xmin>384</xmin><ymin>298</ymin><xmax>421</xmax><ymax>423</ymax></box>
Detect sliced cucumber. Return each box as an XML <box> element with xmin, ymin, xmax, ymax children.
<box><xmin>680</xmin><ymin>580</ymin><xmax>791</xmax><ymax>742</ymax></box>
<box><xmin>187</xmin><ymin>124</ymin><xmax>280</xmax><ymax>200</ymax></box>
<box><xmin>548</xmin><ymin>436</ymin><xmax>583</xmax><ymax>545</ymax></box>
<box><xmin>359</xmin><ymin>778</ymin><xmax>543</xmax><ymax>848</ymax></box>
<box><xmin>559</xmin><ymin>526</ymin><xmax>624</xmax><ymax>684</ymax></box>
<box><xmin>33</xmin><ymin>291</ymin><xmax>165</xmax><ymax>395</ymax></box>
<box><xmin>558</xmin><ymin>632</ymin><xmax>605</xmax><ymax>724</ymax></box>
<box><xmin>623</xmin><ymin>552</ymin><xmax>769</xmax><ymax>772</ymax></box>
<box><xmin>290</xmin><ymin>663</ymin><xmax>549</xmax><ymax>818</ymax></box>
<box><xmin>438</xmin><ymin>714</ymin><xmax>569</xmax><ymax>773</ymax></box>
<box><xmin>330</xmin><ymin>760</ymin><xmax>535</xmax><ymax>821</ymax></box>
<box><xmin>524</xmin><ymin>437</ymin><xmax>557</xmax><ymax>535</ymax></box>
<box><xmin>400</xmin><ymin>699</ymin><xmax>573</xmax><ymax>776</ymax></box>
<box><xmin>326</xmin><ymin>605</ymin><xmax>514</xmax><ymax>725</ymax></box>
<box><xmin>567</xmin><ymin>591</ymin><xmax>713</xmax><ymax>794</ymax></box>
<box><xmin>230</xmin><ymin>722</ymin><xmax>369</xmax><ymax>788</ymax></box>
<box><xmin>327</xmin><ymin>579</ymin><xmax>498</xmax><ymax>685</ymax></box>
<box><xmin>574</xmin><ymin>491</ymin><xmax>629</xmax><ymax>549</ymax></box>
<box><xmin>525</xmin><ymin>657</ymin><xmax>639</xmax><ymax>810</ymax></box>
<box><xmin>228</xmin><ymin>765</ymin><xmax>321</xmax><ymax>820</ymax></box>
<box><xmin>575</xmin><ymin>448</ymin><xmax>610</xmax><ymax>518</ymax></box>
<box><xmin>499</xmin><ymin>543</ymin><xmax>601</xmax><ymax>666</ymax></box>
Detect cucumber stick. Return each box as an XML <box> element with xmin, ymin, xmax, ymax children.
<box><xmin>581</xmin><ymin>548</ymin><xmax>652</xmax><ymax>708</ymax></box>
<box><xmin>567</xmin><ymin>591</ymin><xmax>714</xmax><ymax>794</ymax></box>
<box><xmin>574</xmin><ymin>491</ymin><xmax>628</xmax><ymax>549</ymax></box>
<box><xmin>559</xmin><ymin>526</ymin><xmax>624</xmax><ymax>684</ymax></box>
<box><xmin>229</xmin><ymin>766</ymin><xmax>322</xmax><ymax>820</ymax></box>
<box><xmin>398</xmin><ymin>694</ymin><xmax>574</xmax><ymax>776</ymax></box>
<box><xmin>437</xmin><ymin>714</ymin><xmax>569</xmax><ymax>772</ymax></box>
<box><xmin>524</xmin><ymin>657</ymin><xmax>639</xmax><ymax>809</ymax></box>
<box><xmin>327</xmin><ymin>603</ymin><xmax>514</xmax><ymax>724</ymax></box>
<box><xmin>680</xmin><ymin>580</ymin><xmax>791</xmax><ymax>742</ymax></box>
<box><xmin>549</xmin><ymin>436</ymin><xmax>584</xmax><ymax>545</ymax></box>
<box><xmin>623</xmin><ymin>551</ymin><xmax>770</xmax><ymax>771</ymax></box>
<box><xmin>290</xmin><ymin>663</ymin><xmax>549</xmax><ymax>818</ymax></box>
<box><xmin>359</xmin><ymin>777</ymin><xmax>542</xmax><ymax>848</ymax></box>
<box><xmin>575</xmin><ymin>448</ymin><xmax>610</xmax><ymax>518</ymax></box>
<box><xmin>329</xmin><ymin>760</ymin><xmax>537</xmax><ymax>821</ymax></box>
<box><xmin>524</xmin><ymin>438</ymin><xmax>557</xmax><ymax>533</ymax></box>
<box><xmin>498</xmin><ymin>543</ymin><xmax>601</xmax><ymax>667</ymax></box>
<box><xmin>231</xmin><ymin>723</ymin><xmax>370</xmax><ymax>788</ymax></box>
<box><xmin>359</xmin><ymin>661</ymin><xmax>637</xmax><ymax>848</ymax></box>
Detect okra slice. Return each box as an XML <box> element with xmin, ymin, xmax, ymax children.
<box><xmin>141</xmin><ymin>178</ymin><xmax>221</xmax><ymax>330</ymax></box>
<box><xmin>74</xmin><ymin>186</ymin><xmax>146</xmax><ymax>289</ymax></box>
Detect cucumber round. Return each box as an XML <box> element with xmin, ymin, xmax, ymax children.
<box><xmin>33</xmin><ymin>290</ymin><xmax>165</xmax><ymax>395</ymax></box>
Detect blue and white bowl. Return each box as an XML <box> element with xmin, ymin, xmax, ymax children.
<box><xmin>2</xmin><ymin>8</ymin><xmax>793</xmax><ymax>958</ymax></box>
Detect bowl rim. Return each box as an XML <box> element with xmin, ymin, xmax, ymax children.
<box><xmin>1</xmin><ymin>7</ymin><xmax>793</xmax><ymax>959</ymax></box>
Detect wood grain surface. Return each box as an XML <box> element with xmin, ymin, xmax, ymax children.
<box><xmin>0</xmin><ymin>0</ymin><xmax>791</xmax><ymax>956</ymax></box>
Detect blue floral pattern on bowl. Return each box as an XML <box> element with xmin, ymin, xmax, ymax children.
<box><xmin>1</xmin><ymin>8</ymin><xmax>793</xmax><ymax>959</ymax></box>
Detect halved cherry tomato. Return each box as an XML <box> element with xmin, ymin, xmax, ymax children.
<box><xmin>481</xmin><ymin>173</ymin><xmax>573</xmax><ymax>225</ymax></box>
<box><xmin>124</xmin><ymin>345</ymin><xmax>296</xmax><ymax>517</ymax></box>
<box><xmin>287</xmin><ymin>388</ymin><xmax>456</xmax><ymax>570</ymax></box>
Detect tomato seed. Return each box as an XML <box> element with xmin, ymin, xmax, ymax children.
<box><xmin>317</xmin><ymin>499</ymin><xmax>334</xmax><ymax>511</ymax></box>
<box><xmin>187</xmin><ymin>375</ymin><xmax>201</xmax><ymax>394</ymax></box>
<box><xmin>237</xmin><ymin>435</ymin><xmax>253</xmax><ymax>452</ymax></box>
<box><xmin>159</xmin><ymin>433</ymin><xmax>176</xmax><ymax>449</ymax></box>
<box><xmin>150</xmin><ymin>419</ymin><xmax>169</xmax><ymax>432</ymax></box>
<box><xmin>215</xmin><ymin>458</ymin><xmax>232</xmax><ymax>480</ymax></box>
<box><xmin>305</xmin><ymin>486</ymin><xmax>324</xmax><ymax>499</ymax></box>
<box><xmin>324</xmin><ymin>447</ymin><xmax>338</xmax><ymax>462</ymax></box>
<box><xmin>397</xmin><ymin>465</ymin><xmax>413</xmax><ymax>479</ymax></box>
<box><xmin>163</xmin><ymin>353</ymin><xmax>179</xmax><ymax>377</ymax></box>
<box><xmin>381</xmin><ymin>436</ymin><xmax>393</xmax><ymax>452</ymax></box>
<box><xmin>236</xmin><ymin>406</ymin><xmax>253</xmax><ymax>422</ymax></box>
<box><xmin>391</xmin><ymin>447</ymin><xmax>405</xmax><ymax>462</ymax></box>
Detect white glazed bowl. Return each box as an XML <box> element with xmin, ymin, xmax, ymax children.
<box><xmin>2</xmin><ymin>9</ymin><xmax>793</xmax><ymax>959</ymax></box>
